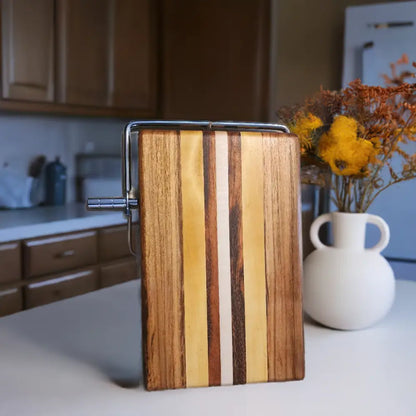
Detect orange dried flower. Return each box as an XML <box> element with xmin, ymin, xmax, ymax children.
<box><xmin>276</xmin><ymin>68</ymin><xmax>416</xmax><ymax>213</ymax></box>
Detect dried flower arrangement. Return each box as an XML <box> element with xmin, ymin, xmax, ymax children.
<box><xmin>277</xmin><ymin>55</ymin><xmax>416</xmax><ymax>213</ymax></box>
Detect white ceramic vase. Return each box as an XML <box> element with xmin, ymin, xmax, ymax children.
<box><xmin>303</xmin><ymin>212</ymin><xmax>395</xmax><ymax>330</ymax></box>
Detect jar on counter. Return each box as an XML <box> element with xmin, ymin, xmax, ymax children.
<box><xmin>45</xmin><ymin>156</ymin><xmax>67</xmax><ymax>205</ymax></box>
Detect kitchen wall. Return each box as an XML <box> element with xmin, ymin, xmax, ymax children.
<box><xmin>272</xmin><ymin>0</ymin><xmax>394</xmax><ymax>110</ymax></box>
<box><xmin>0</xmin><ymin>114</ymin><xmax>126</xmax><ymax>203</ymax></box>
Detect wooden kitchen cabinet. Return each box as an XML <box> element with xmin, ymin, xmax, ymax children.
<box><xmin>100</xmin><ymin>257</ymin><xmax>137</xmax><ymax>288</ymax></box>
<box><xmin>0</xmin><ymin>241</ymin><xmax>21</xmax><ymax>284</ymax></box>
<box><xmin>0</xmin><ymin>0</ymin><xmax>156</xmax><ymax>116</ymax></box>
<box><xmin>0</xmin><ymin>0</ymin><xmax>271</xmax><ymax>120</ymax></box>
<box><xmin>56</xmin><ymin>0</ymin><xmax>156</xmax><ymax>112</ymax></box>
<box><xmin>0</xmin><ymin>224</ymin><xmax>137</xmax><ymax>316</ymax></box>
<box><xmin>98</xmin><ymin>225</ymin><xmax>130</xmax><ymax>262</ymax></box>
<box><xmin>160</xmin><ymin>0</ymin><xmax>271</xmax><ymax>121</ymax></box>
<box><xmin>0</xmin><ymin>288</ymin><xmax>23</xmax><ymax>317</ymax></box>
<box><xmin>56</xmin><ymin>0</ymin><xmax>110</xmax><ymax>107</ymax></box>
<box><xmin>24</xmin><ymin>266</ymin><xmax>99</xmax><ymax>308</ymax></box>
<box><xmin>23</xmin><ymin>230</ymin><xmax>98</xmax><ymax>279</ymax></box>
<box><xmin>98</xmin><ymin>224</ymin><xmax>137</xmax><ymax>262</ymax></box>
<box><xmin>1</xmin><ymin>0</ymin><xmax>55</xmax><ymax>102</ymax></box>
<box><xmin>111</xmin><ymin>0</ymin><xmax>156</xmax><ymax>111</ymax></box>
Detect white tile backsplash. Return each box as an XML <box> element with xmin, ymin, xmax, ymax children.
<box><xmin>0</xmin><ymin>113</ymin><xmax>127</xmax><ymax>203</ymax></box>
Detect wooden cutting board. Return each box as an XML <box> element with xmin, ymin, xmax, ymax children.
<box><xmin>138</xmin><ymin>128</ymin><xmax>304</xmax><ymax>391</ymax></box>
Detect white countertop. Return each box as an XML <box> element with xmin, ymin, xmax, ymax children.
<box><xmin>0</xmin><ymin>202</ymin><xmax>126</xmax><ymax>242</ymax></box>
<box><xmin>0</xmin><ymin>279</ymin><xmax>415</xmax><ymax>416</ymax></box>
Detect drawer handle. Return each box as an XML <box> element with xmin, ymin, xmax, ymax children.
<box><xmin>54</xmin><ymin>249</ymin><xmax>75</xmax><ymax>258</ymax></box>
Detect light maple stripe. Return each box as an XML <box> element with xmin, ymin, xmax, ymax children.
<box><xmin>241</xmin><ymin>132</ymin><xmax>268</xmax><ymax>383</ymax></box>
<box><xmin>180</xmin><ymin>130</ymin><xmax>209</xmax><ymax>387</ymax></box>
<box><xmin>215</xmin><ymin>131</ymin><xmax>234</xmax><ymax>386</ymax></box>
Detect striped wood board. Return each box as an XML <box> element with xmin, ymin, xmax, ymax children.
<box><xmin>139</xmin><ymin>129</ymin><xmax>304</xmax><ymax>391</ymax></box>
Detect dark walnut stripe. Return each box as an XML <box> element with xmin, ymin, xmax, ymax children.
<box><xmin>139</xmin><ymin>130</ymin><xmax>186</xmax><ymax>390</ymax></box>
<box><xmin>228</xmin><ymin>132</ymin><xmax>246</xmax><ymax>385</ymax></box>
<box><xmin>203</xmin><ymin>131</ymin><xmax>221</xmax><ymax>386</ymax></box>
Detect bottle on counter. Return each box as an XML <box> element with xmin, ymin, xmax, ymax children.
<box><xmin>45</xmin><ymin>156</ymin><xmax>67</xmax><ymax>205</ymax></box>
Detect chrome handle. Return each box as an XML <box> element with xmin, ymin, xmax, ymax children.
<box><xmin>87</xmin><ymin>122</ymin><xmax>138</xmax><ymax>215</ymax></box>
<box><xmin>86</xmin><ymin>123</ymin><xmax>139</xmax><ymax>256</ymax></box>
<box><xmin>87</xmin><ymin>197</ymin><xmax>138</xmax><ymax>211</ymax></box>
<box><xmin>55</xmin><ymin>249</ymin><xmax>75</xmax><ymax>258</ymax></box>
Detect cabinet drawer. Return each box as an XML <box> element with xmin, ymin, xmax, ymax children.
<box><xmin>24</xmin><ymin>267</ymin><xmax>98</xmax><ymax>308</ymax></box>
<box><xmin>100</xmin><ymin>258</ymin><xmax>137</xmax><ymax>288</ymax></box>
<box><xmin>24</xmin><ymin>231</ymin><xmax>97</xmax><ymax>278</ymax></box>
<box><xmin>0</xmin><ymin>288</ymin><xmax>23</xmax><ymax>317</ymax></box>
<box><xmin>0</xmin><ymin>242</ymin><xmax>21</xmax><ymax>284</ymax></box>
<box><xmin>98</xmin><ymin>225</ymin><xmax>132</xmax><ymax>262</ymax></box>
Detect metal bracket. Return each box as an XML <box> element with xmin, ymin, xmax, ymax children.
<box><xmin>86</xmin><ymin>120</ymin><xmax>289</xmax><ymax>255</ymax></box>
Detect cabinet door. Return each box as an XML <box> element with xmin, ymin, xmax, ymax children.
<box><xmin>1</xmin><ymin>0</ymin><xmax>54</xmax><ymax>102</ymax></box>
<box><xmin>98</xmin><ymin>225</ymin><xmax>131</xmax><ymax>262</ymax></box>
<box><xmin>111</xmin><ymin>0</ymin><xmax>156</xmax><ymax>112</ymax></box>
<box><xmin>0</xmin><ymin>288</ymin><xmax>23</xmax><ymax>317</ymax></box>
<box><xmin>100</xmin><ymin>258</ymin><xmax>137</xmax><ymax>288</ymax></box>
<box><xmin>56</xmin><ymin>0</ymin><xmax>110</xmax><ymax>107</ymax></box>
<box><xmin>56</xmin><ymin>0</ymin><xmax>155</xmax><ymax>112</ymax></box>
<box><xmin>0</xmin><ymin>242</ymin><xmax>21</xmax><ymax>285</ymax></box>
<box><xmin>161</xmin><ymin>0</ymin><xmax>270</xmax><ymax>121</ymax></box>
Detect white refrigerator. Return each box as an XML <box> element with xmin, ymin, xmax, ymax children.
<box><xmin>343</xmin><ymin>1</ymin><xmax>416</xmax><ymax>280</ymax></box>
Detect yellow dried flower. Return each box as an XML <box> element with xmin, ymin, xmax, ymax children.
<box><xmin>318</xmin><ymin>115</ymin><xmax>379</xmax><ymax>176</ymax></box>
<box><xmin>291</xmin><ymin>113</ymin><xmax>323</xmax><ymax>152</ymax></box>
<box><xmin>276</xmin><ymin>76</ymin><xmax>416</xmax><ymax>212</ymax></box>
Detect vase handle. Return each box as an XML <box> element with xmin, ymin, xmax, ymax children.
<box><xmin>366</xmin><ymin>214</ymin><xmax>390</xmax><ymax>253</ymax></box>
<box><xmin>310</xmin><ymin>213</ymin><xmax>332</xmax><ymax>250</ymax></box>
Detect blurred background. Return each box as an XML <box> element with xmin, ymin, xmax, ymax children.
<box><xmin>0</xmin><ymin>0</ymin><xmax>414</xmax><ymax>318</ymax></box>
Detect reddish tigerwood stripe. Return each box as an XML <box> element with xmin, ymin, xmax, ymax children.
<box><xmin>228</xmin><ymin>132</ymin><xmax>246</xmax><ymax>385</ymax></box>
<box><xmin>203</xmin><ymin>131</ymin><xmax>221</xmax><ymax>386</ymax></box>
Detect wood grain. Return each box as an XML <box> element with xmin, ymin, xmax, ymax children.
<box><xmin>241</xmin><ymin>132</ymin><xmax>268</xmax><ymax>383</ymax></box>
<box><xmin>203</xmin><ymin>131</ymin><xmax>221</xmax><ymax>386</ymax></box>
<box><xmin>228</xmin><ymin>132</ymin><xmax>246</xmax><ymax>385</ymax></box>
<box><xmin>262</xmin><ymin>133</ymin><xmax>304</xmax><ymax>381</ymax></box>
<box><xmin>180</xmin><ymin>130</ymin><xmax>209</xmax><ymax>388</ymax></box>
<box><xmin>139</xmin><ymin>128</ymin><xmax>304</xmax><ymax>390</ymax></box>
<box><xmin>139</xmin><ymin>130</ymin><xmax>186</xmax><ymax>391</ymax></box>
